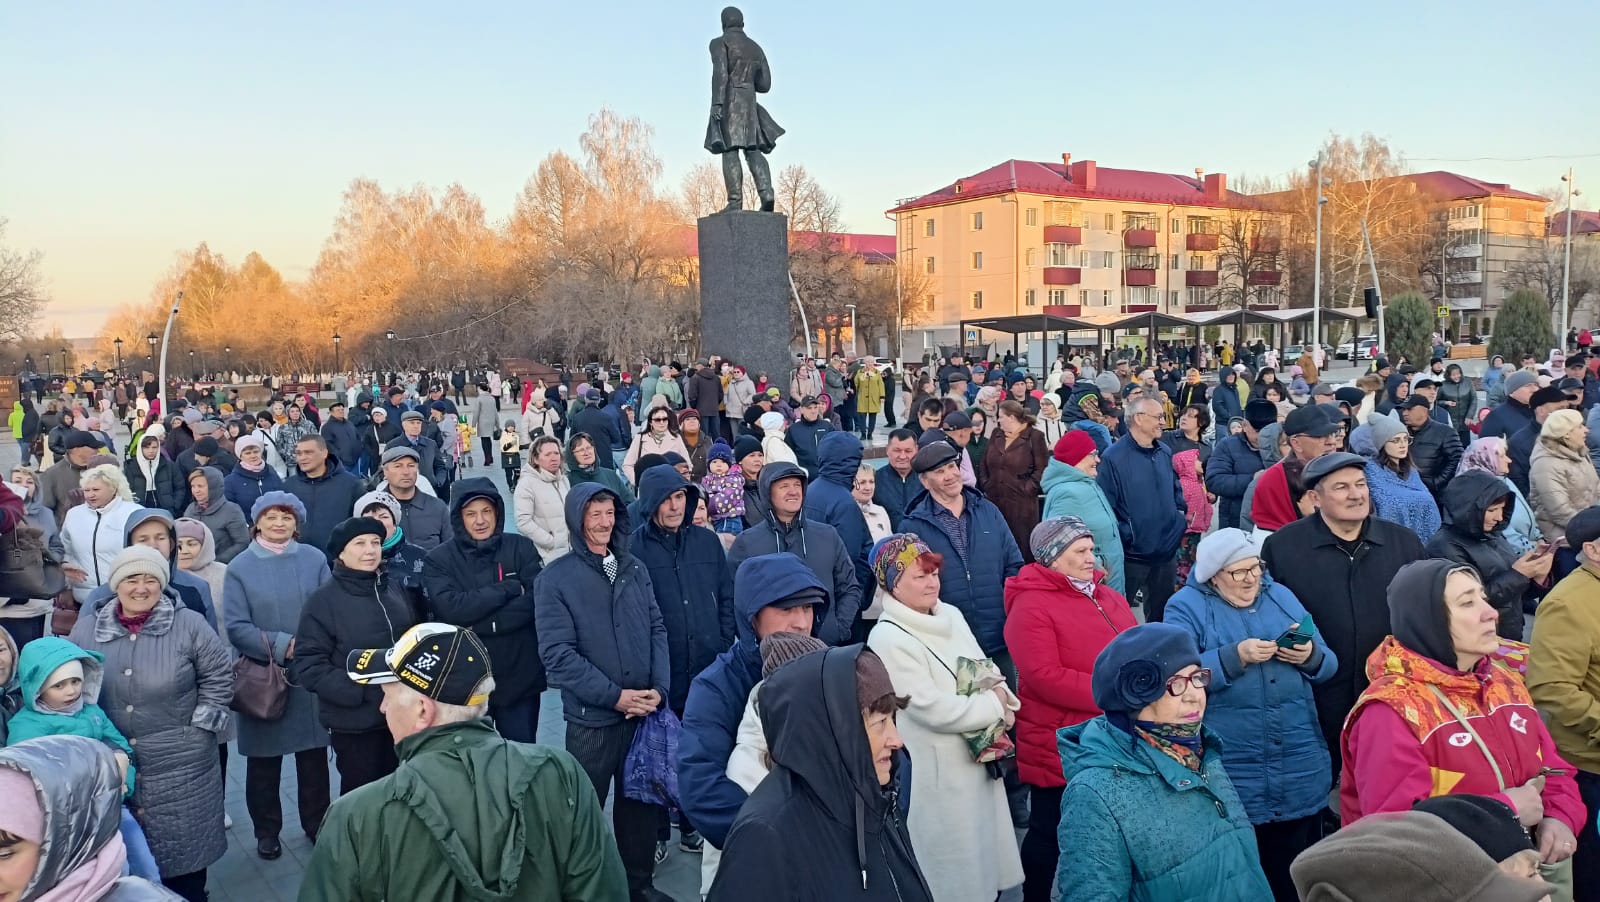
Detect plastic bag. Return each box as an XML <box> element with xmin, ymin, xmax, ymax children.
<box><xmin>623</xmin><ymin>708</ymin><xmax>681</xmax><ymax>808</ymax></box>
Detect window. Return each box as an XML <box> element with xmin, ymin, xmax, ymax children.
<box><xmin>1170</xmin><ymin>290</ymin><xmax>1180</xmax><ymax>306</ymax></box>
<box><xmin>1186</xmin><ymin>217</ymin><xmax>1216</xmax><ymax>235</ymax></box>
<box><xmin>1101</xmin><ymin>290</ymin><xmax>1113</xmax><ymax>306</ymax></box>
<box><xmin>1025</xmin><ymin>208</ymin><xmax>1038</xmax><ymax>227</ymax></box>
<box><xmin>1189</xmin><ymin>255</ymin><xmax>1206</xmax><ymax>270</ymax></box>
<box><xmin>1079</xmin><ymin>250</ymin><xmax>1090</xmax><ymax>267</ymax></box>
<box><xmin>1170</xmin><ymin>254</ymin><xmax>1181</xmax><ymax>270</ymax></box>
<box><xmin>971</xmin><ymin>291</ymin><xmax>984</xmax><ymax>309</ymax></box>
<box><xmin>1024</xmin><ymin>248</ymin><xmax>1036</xmax><ymax>267</ymax></box>
<box><xmin>1049</xmin><ymin>243</ymin><xmax>1070</xmax><ymax>266</ymax></box>
<box><xmin>1047</xmin><ymin>202</ymin><xmax>1080</xmax><ymax>226</ymax></box>
<box><xmin>924</xmin><ymin>256</ymin><xmax>935</xmax><ymax>274</ymax></box>
<box><xmin>1105</xmin><ymin>213</ymin><xmax>1116</xmax><ymax>231</ymax></box>
<box><xmin>1187</xmin><ymin>286</ymin><xmax>1211</xmax><ymax>306</ymax></box>
<box><xmin>1024</xmin><ymin>289</ymin><xmax>1037</xmax><ymax>307</ymax></box>
<box><xmin>1452</xmin><ymin>228</ymin><xmax>1483</xmax><ymax>247</ymax></box>
<box><xmin>1079</xmin><ymin>290</ymin><xmax>1090</xmax><ymax>306</ymax></box>
<box><xmin>1102</xmin><ymin>251</ymin><xmax>1116</xmax><ymax>268</ymax></box>
<box><xmin>1128</xmin><ymin>286</ymin><xmax>1154</xmax><ymax>305</ymax></box>
<box><xmin>1050</xmin><ymin>288</ymin><xmax>1067</xmax><ymax>305</ymax></box>
<box><xmin>972</xmin><ymin>212</ymin><xmax>984</xmax><ymax>230</ymax></box>
<box><xmin>1171</xmin><ymin>217</ymin><xmax>1182</xmax><ymax>233</ymax></box>
<box><xmin>1449</xmin><ymin>204</ymin><xmax>1482</xmax><ymax>221</ymax></box>
<box><xmin>971</xmin><ymin>251</ymin><xmax>983</xmax><ymax>270</ymax></box>
<box><xmin>924</xmin><ymin>220</ymin><xmax>935</xmax><ymax>238</ymax></box>
<box><xmin>1123</xmin><ymin>213</ymin><xmax>1158</xmax><ymax>231</ymax></box>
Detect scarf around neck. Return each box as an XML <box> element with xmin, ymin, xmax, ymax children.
<box><xmin>255</xmin><ymin>537</ymin><xmax>290</xmax><ymax>555</ymax></box>
<box><xmin>239</xmin><ymin>455</ymin><xmax>265</xmax><ymax>474</ymax></box>
<box><xmin>382</xmin><ymin>526</ymin><xmax>404</xmax><ymax>552</ymax></box>
<box><xmin>1135</xmin><ymin>720</ymin><xmax>1204</xmax><ymax>772</ymax></box>
<box><xmin>114</xmin><ymin>603</ymin><xmax>154</xmax><ymax>635</ymax></box>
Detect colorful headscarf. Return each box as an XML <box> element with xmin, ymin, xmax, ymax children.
<box><xmin>870</xmin><ymin>533</ymin><xmax>933</xmax><ymax>593</ymax></box>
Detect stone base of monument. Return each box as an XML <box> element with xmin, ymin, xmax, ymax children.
<box><xmin>697</xmin><ymin>210</ymin><xmax>794</xmax><ymax>387</ymax></box>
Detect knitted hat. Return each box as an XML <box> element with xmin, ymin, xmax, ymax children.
<box><xmin>0</xmin><ymin>766</ymin><xmax>42</xmax><ymax>844</ymax></box>
<box><xmin>1366</xmin><ymin>414</ymin><xmax>1407</xmax><ymax>449</ymax></box>
<box><xmin>1090</xmin><ymin>623</ymin><xmax>1201</xmax><ymax>715</ymax></box>
<box><xmin>1542</xmin><ymin>408</ymin><xmax>1583</xmax><ymax>441</ymax></box>
<box><xmin>708</xmin><ymin>439</ymin><xmax>734</xmax><ymax>464</ymax></box>
<box><xmin>251</xmin><ymin>490</ymin><xmax>306</xmax><ymax>525</ymax></box>
<box><xmin>758</xmin><ymin>411</ymin><xmax>786</xmax><ymax>433</ymax></box>
<box><xmin>855</xmin><ymin>649</ymin><xmax>898</xmax><ymax>711</ymax></box>
<box><xmin>1192</xmin><ymin>528</ymin><xmax>1260</xmax><ymax>585</ymax></box>
<box><xmin>1290</xmin><ymin>810</ymin><xmax>1553</xmax><ymax>902</ymax></box>
<box><xmin>870</xmin><ymin>534</ymin><xmax>934</xmax><ymax>593</ymax></box>
<box><xmin>234</xmin><ymin>433</ymin><xmax>265</xmax><ymax>456</ymax></box>
<box><xmin>760</xmin><ymin>631</ymin><xmax>827</xmax><ymax>680</ymax></box>
<box><xmin>1244</xmin><ymin>399</ymin><xmax>1279</xmax><ymax>431</ymax></box>
<box><xmin>1504</xmin><ymin>370</ymin><xmax>1538</xmax><ymax>397</ymax></box>
<box><xmin>328</xmin><ymin>517</ymin><xmax>386</xmax><ymax>558</ymax></box>
<box><xmin>354</xmin><ymin>490</ymin><xmax>402</xmax><ymax>522</ymax></box>
<box><xmin>1411</xmin><ymin>795</ymin><xmax>1534</xmax><ymax>864</ymax></box>
<box><xmin>107</xmin><ymin>545</ymin><xmax>170</xmax><ymax>592</ymax></box>
<box><xmin>1052</xmin><ymin>430</ymin><xmax>1097</xmax><ymax>466</ymax></box>
<box><xmin>1030</xmin><ymin>517</ymin><xmax>1092</xmax><ymax>568</ymax></box>
<box><xmin>733</xmin><ymin>434</ymin><xmax>762</xmax><ymax>463</ymax></box>
<box><xmin>175</xmin><ymin>517</ymin><xmax>207</xmax><ymax>544</ymax></box>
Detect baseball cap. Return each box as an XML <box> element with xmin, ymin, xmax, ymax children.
<box><xmin>64</xmin><ymin>431</ymin><xmax>104</xmax><ymax>451</ymax></box>
<box><xmin>941</xmin><ymin>411</ymin><xmax>973</xmax><ymax>431</ymax></box>
<box><xmin>585</xmin><ymin>389</ymin><xmax>603</xmax><ymax>403</ymax></box>
<box><xmin>1283</xmin><ymin>405</ymin><xmax>1339</xmax><ymax>438</ymax></box>
<box><xmin>347</xmin><ymin>623</ymin><xmax>493</xmax><ymax>707</ymax></box>
<box><xmin>1566</xmin><ymin>506</ymin><xmax>1600</xmax><ymax>549</ymax></box>
<box><xmin>1408</xmin><ymin>374</ymin><xmax>1437</xmax><ymax>392</ymax></box>
<box><xmin>1399</xmin><ymin>395</ymin><xmax>1432</xmax><ymax>411</ymax></box>
<box><xmin>800</xmin><ymin>395</ymin><xmax>820</xmax><ymax>406</ymax></box>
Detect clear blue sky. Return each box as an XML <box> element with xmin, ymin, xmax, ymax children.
<box><xmin>5</xmin><ymin>0</ymin><xmax>1593</xmax><ymax>335</ymax></box>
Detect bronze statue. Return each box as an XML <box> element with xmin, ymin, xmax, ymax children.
<box><xmin>704</xmin><ymin>6</ymin><xmax>783</xmax><ymax>212</ymax></box>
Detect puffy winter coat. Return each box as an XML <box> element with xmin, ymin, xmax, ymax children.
<box><xmin>803</xmin><ymin>433</ymin><xmax>874</xmax><ymax>604</ymax></box>
<box><xmin>728</xmin><ymin>462</ymin><xmax>861</xmax><ymax>646</ymax></box>
<box><xmin>222</xmin><ymin>462</ymin><xmax>283</xmax><ymax>524</ymax></box>
<box><xmin>1478</xmin><ymin>397</ymin><xmax>1534</xmax><ymax>440</ymax></box>
<box><xmin>899</xmin><ymin>486</ymin><xmax>1024</xmax><ymax>657</ymax></box>
<box><xmin>871</xmin><ymin>464</ymin><xmax>918</xmax><ymax>531</ymax></box>
<box><xmin>283</xmin><ymin>459</ymin><xmax>367</xmax><ymax>555</ymax></box>
<box><xmin>785</xmin><ymin>416</ymin><xmax>834</xmax><ymax>474</ymax></box>
<box><xmin>1438</xmin><ymin>369</ymin><xmax>1476</xmax><ymax>433</ymax></box>
<box><xmin>124</xmin><ymin>455</ymin><xmax>184</xmax><ymax>516</ymax></box>
<box><xmin>1002</xmin><ymin>563</ymin><xmax>1136</xmax><ymax>788</ymax></box>
<box><xmin>1406</xmin><ymin>416</ymin><xmax>1462</xmax><ymax>499</ymax></box>
<box><xmin>181</xmin><ymin>467</ymin><xmax>250</xmax><ymax>563</ymax></box>
<box><xmin>1097</xmin><ymin>433</ymin><xmax>1187</xmax><ymax>562</ymax></box>
<box><xmin>632</xmin><ymin>466</ymin><xmax>735</xmax><ymax>714</ymax></box>
<box><xmin>686</xmin><ymin>368</ymin><xmax>724</xmax><ymax>420</ymax></box>
<box><xmin>677</xmin><ymin>552</ymin><xmax>830</xmax><ymax>848</ymax></box>
<box><xmin>513</xmin><ymin>463</ymin><xmax>571</xmax><ymax>563</ymax></box>
<box><xmin>291</xmin><ymin>561</ymin><xmax>417</xmax><ymax>733</ymax></box>
<box><xmin>69</xmin><ymin>598</ymin><xmax>233</xmax><ymax>879</ymax></box>
<box><xmin>1529</xmin><ymin>435</ymin><xmax>1600</xmax><ymax>541</ymax></box>
<box><xmin>534</xmin><ymin>483</ymin><xmax>669</xmax><ymax>728</ymax></box>
<box><xmin>1040</xmin><ymin>458</ymin><xmax>1125</xmax><ymax>596</ymax></box>
<box><xmin>422</xmin><ymin>478</ymin><xmax>545</xmax><ymax>706</ymax></box>
<box><xmin>61</xmin><ymin>498</ymin><xmax>142</xmax><ymax>606</ymax></box>
<box><xmin>1426</xmin><ymin>470</ymin><xmax>1535</xmax><ymax>641</ymax></box>
<box><xmin>1057</xmin><ymin>718</ymin><xmax>1270</xmax><ymax>902</ymax></box>
<box><xmin>1164</xmin><ymin>571</ymin><xmax>1337</xmax><ymax>825</ymax></box>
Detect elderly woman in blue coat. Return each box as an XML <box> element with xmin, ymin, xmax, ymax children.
<box><xmin>1056</xmin><ymin>623</ymin><xmax>1270</xmax><ymax>902</ymax></box>
<box><xmin>1162</xmin><ymin>528</ymin><xmax>1336</xmax><ymax>901</ymax></box>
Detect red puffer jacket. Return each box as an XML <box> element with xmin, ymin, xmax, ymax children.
<box><xmin>1002</xmin><ymin>562</ymin><xmax>1137</xmax><ymax>787</ymax></box>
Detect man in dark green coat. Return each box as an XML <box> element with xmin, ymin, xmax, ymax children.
<box><xmin>298</xmin><ymin>623</ymin><xmax>627</xmax><ymax>902</ymax></box>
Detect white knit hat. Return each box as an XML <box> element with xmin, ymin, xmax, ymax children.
<box><xmin>107</xmin><ymin>545</ymin><xmax>170</xmax><ymax>593</ymax></box>
<box><xmin>1193</xmin><ymin>528</ymin><xmax>1261</xmax><ymax>585</ymax></box>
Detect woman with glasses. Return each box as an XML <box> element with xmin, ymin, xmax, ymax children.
<box><xmin>621</xmin><ymin>402</ymin><xmax>689</xmax><ymax>484</ymax></box>
<box><xmin>1351</xmin><ymin>417</ymin><xmax>1442</xmax><ymax>542</ymax></box>
<box><xmin>1057</xmin><ymin>622</ymin><xmax>1271</xmax><ymax>901</ymax></box>
<box><xmin>1165</xmin><ymin>529</ymin><xmax>1336</xmax><ymax>900</ymax></box>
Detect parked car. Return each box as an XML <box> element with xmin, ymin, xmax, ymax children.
<box><xmin>1335</xmin><ymin>340</ymin><xmax>1355</xmax><ymax>360</ymax></box>
<box><xmin>1357</xmin><ymin>338</ymin><xmax>1380</xmax><ymax>359</ymax></box>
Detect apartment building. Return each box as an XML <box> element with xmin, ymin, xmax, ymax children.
<box><xmin>888</xmin><ymin>155</ymin><xmax>1289</xmax><ymax>352</ymax></box>
<box><xmin>1407</xmin><ymin>172</ymin><xmax>1549</xmax><ymax>336</ymax></box>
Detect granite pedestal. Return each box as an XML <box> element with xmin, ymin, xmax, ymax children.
<box><xmin>697</xmin><ymin>210</ymin><xmax>794</xmax><ymax>386</ymax></box>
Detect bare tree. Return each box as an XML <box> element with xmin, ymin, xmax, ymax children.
<box><xmin>0</xmin><ymin>219</ymin><xmax>48</xmax><ymax>342</ymax></box>
<box><xmin>679</xmin><ymin>162</ymin><xmax>725</xmax><ymax>221</ymax></box>
<box><xmin>775</xmin><ymin>164</ymin><xmax>842</xmax><ymax>235</ymax></box>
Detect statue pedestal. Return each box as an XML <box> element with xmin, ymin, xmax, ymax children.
<box><xmin>697</xmin><ymin>210</ymin><xmax>794</xmax><ymax>388</ymax></box>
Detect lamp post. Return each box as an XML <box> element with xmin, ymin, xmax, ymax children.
<box><xmin>43</xmin><ymin>353</ymin><xmax>51</xmax><ymax>375</ymax></box>
<box><xmin>1310</xmin><ymin>152</ymin><xmax>1330</xmax><ymax>352</ymax></box>
<box><xmin>188</xmin><ymin>349</ymin><xmax>195</xmax><ymax>378</ymax></box>
<box><xmin>60</xmin><ymin>347</ymin><xmax>69</xmax><ymax>375</ymax></box>
<box><xmin>146</xmin><ymin>333</ymin><xmax>157</xmax><ymax>374</ymax></box>
<box><xmin>1562</xmin><ymin>169</ymin><xmax>1580</xmax><ymax>344</ymax></box>
<box><xmin>845</xmin><ymin>305</ymin><xmax>858</xmax><ymax>356</ymax></box>
<box><xmin>224</xmin><ymin>346</ymin><xmax>232</xmax><ymax>379</ymax></box>
<box><xmin>333</xmin><ymin>332</ymin><xmax>341</xmax><ymax>373</ymax></box>
<box><xmin>114</xmin><ymin>337</ymin><xmax>123</xmax><ymax>373</ymax></box>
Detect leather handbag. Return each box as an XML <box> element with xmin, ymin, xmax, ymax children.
<box><xmin>231</xmin><ymin>633</ymin><xmax>289</xmax><ymax>721</ymax></box>
<box><xmin>0</xmin><ymin>525</ymin><xmax>66</xmax><ymax>600</ymax></box>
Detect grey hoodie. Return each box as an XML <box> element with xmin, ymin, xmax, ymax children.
<box><xmin>181</xmin><ymin>466</ymin><xmax>250</xmax><ymax>563</ymax></box>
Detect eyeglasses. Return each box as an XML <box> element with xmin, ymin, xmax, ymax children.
<box><xmin>1223</xmin><ymin>564</ymin><xmax>1262</xmax><ymax>583</ymax></box>
<box><xmin>1165</xmin><ymin>668</ymin><xmax>1213</xmax><ymax>696</ymax></box>
<box><xmin>649</xmin><ymin>416</ymin><xmax>670</xmax><ymax>423</ymax></box>
<box><xmin>1386</xmin><ymin>435</ymin><xmax>1412</xmax><ymax>445</ymax></box>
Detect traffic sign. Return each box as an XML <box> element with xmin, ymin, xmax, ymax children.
<box><xmin>1436</xmin><ymin>305</ymin><xmax>1450</xmax><ymax>317</ymax></box>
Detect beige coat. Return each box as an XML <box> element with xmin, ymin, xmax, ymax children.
<box><xmin>513</xmin><ymin>464</ymin><xmax>570</xmax><ymax>564</ymax></box>
<box><xmin>1529</xmin><ymin>436</ymin><xmax>1600</xmax><ymax>541</ymax></box>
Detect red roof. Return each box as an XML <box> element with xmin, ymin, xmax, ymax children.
<box><xmin>888</xmin><ymin>159</ymin><xmax>1260</xmax><ymax>213</ymax></box>
<box><xmin>1403</xmin><ymin>171</ymin><xmax>1549</xmax><ymax>203</ymax></box>
<box><xmin>1549</xmin><ymin>210</ymin><xmax>1600</xmax><ymax>238</ymax></box>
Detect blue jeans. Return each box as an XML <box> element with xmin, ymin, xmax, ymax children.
<box><xmin>713</xmin><ymin>517</ymin><xmax>744</xmax><ymax>536</ymax></box>
<box><xmin>121</xmin><ymin>806</ymin><xmax>159</xmax><ymax>880</ymax></box>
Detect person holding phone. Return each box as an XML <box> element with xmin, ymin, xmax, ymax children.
<box><xmin>1164</xmin><ymin>528</ymin><xmax>1337</xmax><ymax>900</ymax></box>
<box><xmin>1425</xmin><ymin>470</ymin><xmax>1551</xmax><ymax>642</ymax></box>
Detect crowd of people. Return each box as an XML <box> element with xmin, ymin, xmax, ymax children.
<box><xmin>3</xmin><ymin>341</ymin><xmax>1600</xmax><ymax>902</ymax></box>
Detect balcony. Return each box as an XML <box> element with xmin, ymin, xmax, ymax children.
<box><xmin>1043</xmin><ymin>304</ymin><xmax>1082</xmax><ymax>318</ymax></box>
<box><xmin>1123</xmin><ymin>269</ymin><xmax>1157</xmax><ymax>286</ymax></box>
<box><xmin>1042</xmin><ymin>266</ymin><xmax>1082</xmax><ymax>286</ymax></box>
<box><xmin>1247</xmin><ymin>270</ymin><xmax>1283</xmax><ymax>286</ymax></box>
<box><xmin>1447</xmin><ymin>297</ymin><xmax>1484</xmax><ymax>311</ymax></box>
<box><xmin>1042</xmin><ymin>225</ymin><xmax>1082</xmax><ymax>245</ymax></box>
<box><xmin>1185</xmin><ymin>233</ymin><xmax>1219</xmax><ymax>252</ymax></box>
<box><xmin>1446</xmin><ymin>270</ymin><xmax>1483</xmax><ymax>285</ymax></box>
<box><xmin>1185</xmin><ymin>270</ymin><xmax>1219</xmax><ymax>287</ymax></box>
<box><xmin>1250</xmin><ymin>236</ymin><xmax>1282</xmax><ymax>254</ymax></box>
<box><xmin>1125</xmin><ymin>303</ymin><xmax>1158</xmax><ymax>313</ymax></box>
<box><xmin>1123</xmin><ymin>229</ymin><xmax>1158</xmax><ymax>248</ymax></box>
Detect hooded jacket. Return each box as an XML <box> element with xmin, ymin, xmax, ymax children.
<box><xmin>1040</xmin><ymin>458</ymin><xmax>1126</xmax><ymax>596</ymax></box>
<box><xmin>803</xmin><ymin>432</ymin><xmax>875</xmax><ymax>604</ymax></box>
<box><xmin>534</xmin><ymin>483</ymin><xmax>669</xmax><ymax>727</ymax></box>
<box><xmin>677</xmin><ymin>553</ymin><xmax>830</xmax><ymax>848</ymax></box>
<box><xmin>1205</xmin><ymin>432</ymin><xmax>1264</xmax><ymax>531</ymax></box>
<box><xmin>707</xmin><ymin>645</ymin><xmax>934</xmax><ymax>902</ymax></box>
<box><xmin>292</xmin><ymin>561</ymin><xmax>418</xmax><ymax>733</ymax></box>
<box><xmin>181</xmin><ymin>466</ymin><xmax>250</xmax><ymax>563</ymax></box>
<box><xmin>1425</xmin><ymin>471</ymin><xmax>1533</xmax><ymax>641</ymax></box>
<box><xmin>300</xmin><ymin>719</ymin><xmax>629</xmax><ymax>902</ymax></box>
<box><xmin>1057</xmin><ymin>718</ymin><xmax>1270</xmax><ymax>902</ymax></box>
<box><xmin>899</xmin><ymin>485</ymin><xmax>1024</xmax><ymax>657</ymax></box>
<box><xmin>284</xmin><ymin>457</ymin><xmax>368</xmax><ymax>555</ymax></box>
<box><xmin>4</xmin><ymin>637</ymin><xmax>137</xmax><ymax>797</ymax></box>
<box><xmin>1406</xmin><ymin>412</ymin><xmax>1462</xmax><ymax>499</ymax></box>
<box><xmin>1096</xmin><ymin>432</ymin><xmax>1188</xmax><ymax>562</ymax></box>
<box><xmin>0</xmin><ymin>736</ymin><xmax>178</xmax><ymax>902</ymax></box>
<box><xmin>631</xmin><ymin>466</ymin><xmax>734</xmax><ymax>714</ymax></box>
<box><xmin>422</xmin><ymin>478</ymin><xmax>545</xmax><ymax>706</ymax></box>
<box><xmin>124</xmin><ymin>450</ymin><xmax>185</xmax><ymax>516</ymax></box>
<box><xmin>686</xmin><ymin>366</ymin><xmax>724</xmax><ymax>420</ymax></box>
<box><xmin>727</xmin><ymin>462</ymin><xmax>861</xmax><ymax>645</ymax></box>
<box><xmin>222</xmin><ymin>458</ymin><xmax>284</xmax><ymax>523</ymax></box>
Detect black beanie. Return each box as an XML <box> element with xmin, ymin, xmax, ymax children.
<box><xmin>733</xmin><ymin>434</ymin><xmax>762</xmax><ymax>464</ymax></box>
<box><xmin>194</xmin><ymin>437</ymin><xmax>220</xmax><ymax>457</ymax></box>
<box><xmin>1412</xmin><ymin>794</ymin><xmax>1534</xmax><ymax>863</ymax></box>
<box><xmin>1244</xmin><ymin>399</ymin><xmax>1278</xmax><ymax>431</ymax></box>
<box><xmin>1388</xmin><ymin>559</ymin><xmax>1465</xmax><ymax>667</ymax></box>
<box><xmin>328</xmin><ymin>517</ymin><xmax>386</xmax><ymax>558</ymax></box>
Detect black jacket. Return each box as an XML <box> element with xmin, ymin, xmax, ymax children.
<box><xmin>396</xmin><ymin>491</ymin><xmax>452</xmax><ymax>552</ymax></box>
<box><xmin>708</xmin><ymin>646</ymin><xmax>933</xmax><ymax>902</ymax></box>
<box><xmin>176</xmin><ymin>446</ymin><xmax>239</xmax><ymax>486</ymax></box>
<box><xmin>741</xmin><ymin>476</ymin><xmax>763</xmax><ymax>529</ymax></box>
<box><xmin>381</xmin><ymin>534</ymin><xmax>430</xmax><ymax>623</ymax></box>
<box><xmin>1479</xmin><ymin>397</ymin><xmax>1535</xmax><ymax>441</ymax></box>
<box><xmin>321</xmin><ymin>417</ymin><xmax>362</xmax><ymax>470</ymax></box>
<box><xmin>568</xmin><ymin>405</ymin><xmax>622</xmax><ymax>470</ymax></box>
<box><xmin>291</xmin><ymin>562</ymin><xmax>417</xmax><ymax>733</ymax></box>
<box><xmin>391</xmin><ymin>434</ymin><xmax>447</xmax><ymax>488</ymax></box>
<box><xmin>631</xmin><ymin>466</ymin><xmax>735</xmax><ymax>714</ymax></box>
<box><xmin>786</xmin><ymin>417</ymin><xmax>834</xmax><ymax>474</ymax></box>
<box><xmin>535</xmin><ymin>482</ymin><xmax>670</xmax><ymax>727</ymax></box>
<box><xmin>1425</xmin><ymin>471</ymin><xmax>1533</xmax><ymax>641</ymax></box>
<box><xmin>1261</xmin><ymin>513</ymin><xmax>1424</xmax><ymax>773</ymax></box>
<box><xmin>1507</xmin><ymin>420</ymin><xmax>1540</xmax><ymax>499</ymax></box>
<box><xmin>1407</xmin><ymin>415</ymin><xmax>1463</xmax><ymax>499</ymax></box>
<box><xmin>421</xmin><ymin>478</ymin><xmax>545</xmax><ymax>705</ymax></box>
<box><xmin>124</xmin><ymin>456</ymin><xmax>185</xmax><ymax>515</ymax></box>
<box><xmin>871</xmin><ymin>464</ymin><xmax>918</xmax><ymax>531</ymax></box>
<box><xmin>284</xmin><ymin>459</ymin><xmax>368</xmax><ymax>556</ymax></box>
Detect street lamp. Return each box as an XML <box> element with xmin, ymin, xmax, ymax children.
<box><xmin>60</xmin><ymin>347</ymin><xmax>69</xmax><ymax>375</ymax></box>
<box><xmin>845</xmin><ymin>304</ymin><xmax>858</xmax><ymax>356</ymax></box>
<box><xmin>114</xmin><ymin>337</ymin><xmax>123</xmax><ymax>373</ymax></box>
<box><xmin>333</xmin><ymin>332</ymin><xmax>341</xmax><ymax>373</ymax></box>
<box><xmin>1562</xmin><ymin>169</ymin><xmax>1581</xmax><ymax>343</ymax></box>
<box><xmin>1310</xmin><ymin>153</ymin><xmax>1330</xmax><ymax>354</ymax></box>
<box><xmin>146</xmin><ymin>333</ymin><xmax>157</xmax><ymax>368</ymax></box>
<box><xmin>224</xmin><ymin>346</ymin><xmax>232</xmax><ymax>377</ymax></box>
<box><xmin>43</xmin><ymin>353</ymin><xmax>51</xmax><ymax>374</ymax></box>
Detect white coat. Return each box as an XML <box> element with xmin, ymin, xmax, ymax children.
<box><xmin>512</xmin><ymin>464</ymin><xmax>570</xmax><ymax>564</ymax></box>
<box><xmin>60</xmin><ymin>497</ymin><xmax>142</xmax><ymax>605</ymax></box>
<box><xmin>867</xmin><ymin>597</ymin><xmax>1023</xmax><ymax>902</ymax></box>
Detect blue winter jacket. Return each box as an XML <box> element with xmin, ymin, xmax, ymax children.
<box><xmin>631</xmin><ymin>465</ymin><xmax>735</xmax><ymax>713</ymax></box>
<box><xmin>1204</xmin><ymin>433</ymin><xmax>1264</xmax><ymax>531</ymax></box>
<box><xmin>785</xmin><ymin>416</ymin><xmax>833</xmax><ymax>474</ymax></box>
<box><xmin>1211</xmin><ymin>375</ymin><xmax>1245</xmax><ymax>425</ymax></box>
<box><xmin>1163</xmin><ymin>570</ymin><xmax>1337</xmax><ymax>824</ymax></box>
<box><xmin>1096</xmin><ymin>434</ymin><xmax>1187</xmax><ymax>562</ymax></box>
<box><xmin>223</xmin><ymin>462</ymin><xmax>284</xmax><ymax>524</ymax></box>
<box><xmin>803</xmin><ymin>432</ymin><xmax>874</xmax><ymax>604</ymax></box>
<box><xmin>899</xmin><ymin>486</ymin><xmax>1023</xmax><ymax>657</ymax></box>
<box><xmin>1039</xmin><ymin>458</ymin><xmax>1125</xmax><ymax>596</ymax></box>
<box><xmin>676</xmin><ymin>553</ymin><xmax>829</xmax><ymax>848</ymax></box>
<box><xmin>534</xmin><ymin>483</ymin><xmax>670</xmax><ymax>728</ymax></box>
<box><xmin>1057</xmin><ymin>718</ymin><xmax>1271</xmax><ymax>902</ymax></box>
